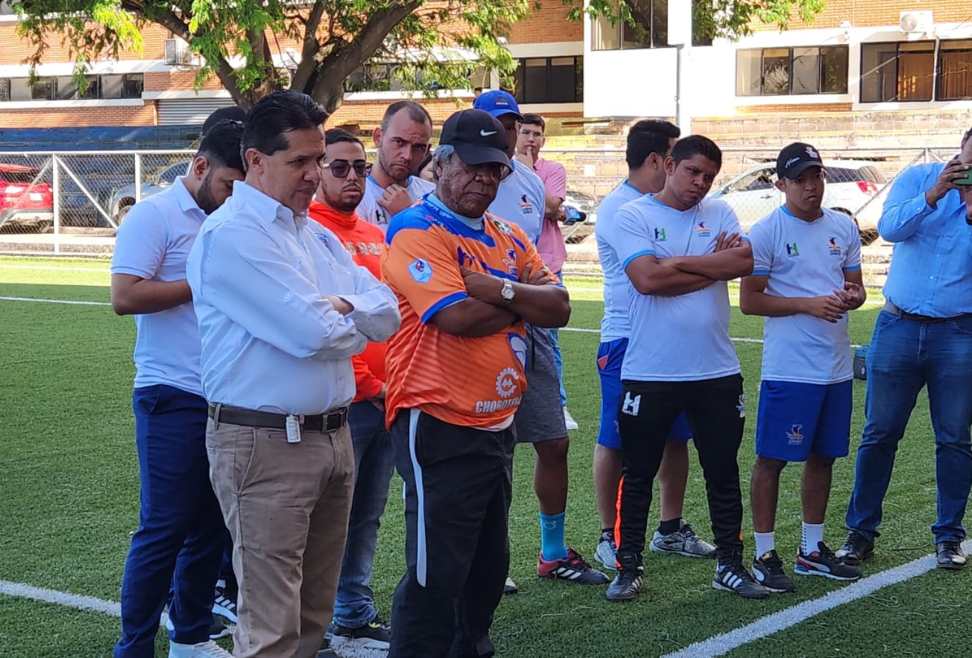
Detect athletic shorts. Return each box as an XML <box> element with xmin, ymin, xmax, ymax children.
<box><xmin>755</xmin><ymin>379</ymin><xmax>853</xmax><ymax>462</ymax></box>
<box><xmin>514</xmin><ymin>326</ymin><xmax>568</xmax><ymax>444</ymax></box>
<box><xmin>595</xmin><ymin>337</ymin><xmax>692</xmax><ymax>450</ymax></box>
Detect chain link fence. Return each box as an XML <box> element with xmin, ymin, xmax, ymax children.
<box><xmin>0</xmin><ymin>146</ymin><xmax>958</xmax><ymax>256</ymax></box>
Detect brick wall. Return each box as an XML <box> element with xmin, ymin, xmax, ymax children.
<box><xmin>0</xmin><ymin>103</ymin><xmax>157</xmax><ymax>128</ymax></box>
<box><xmin>507</xmin><ymin>0</ymin><xmax>583</xmax><ymax>44</ymax></box>
<box><xmin>329</xmin><ymin>96</ymin><xmax>471</xmax><ymax>131</ymax></box>
<box><xmin>754</xmin><ymin>0</ymin><xmax>969</xmax><ymax>31</ymax></box>
<box><xmin>144</xmin><ymin>70</ymin><xmax>224</xmax><ymax>92</ymax></box>
<box><xmin>0</xmin><ymin>22</ymin><xmax>168</xmax><ymax>65</ymax></box>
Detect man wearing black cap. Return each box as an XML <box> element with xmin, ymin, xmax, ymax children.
<box><xmin>381</xmin><ymin>108</ymin><xmax>570</xmax><ymax>657</ymax></box>
<box><xmin>741</xmin><ymin>143</ymin><xmax>866</xmax><ymax>594</ymax></box>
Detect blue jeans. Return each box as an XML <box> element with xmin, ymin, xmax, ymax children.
<box><xmin>332</xmin><ymin>401</ymin><xmax>395</xmax><ymax>628</ymax></box>
<box><xmin>115</xmin><ymin>385</ymin><xmax>225</xmax><ymax>657</ymax></box>
<box><xmin>846</xmin><ymin>311</ymin><xmax>972</xmax><ymax>544</ymax></box>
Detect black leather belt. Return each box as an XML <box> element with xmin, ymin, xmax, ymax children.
<box><xmin>883</xmin><ymin>301</ymin><xmax>969</xmax><ymax>324</ymax></box>
<box><xmin>208</xmin><ymin>403</ymin><xmax>348</xmax><ymax>432</ymax></box>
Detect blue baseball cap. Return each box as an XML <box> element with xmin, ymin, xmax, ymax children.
<box><xmin>473</xmin><ymin>90</ymin><xmax>523</xmax><ymax>121</ymax></box>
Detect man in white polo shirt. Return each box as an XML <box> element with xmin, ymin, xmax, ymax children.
<box><xmin>110</xmin><ymin>121</ymin><xmax>245</xmax><ymax>658</ymax></box>
<box><xmin>606</xmin><ymin>135</ymin><xmax>762</xmax><ymax>602</ymax></box>
<box><xmin>741</xmin><ymin>143</ymin><xmax>866</xmax><ymax>593</ymax></box>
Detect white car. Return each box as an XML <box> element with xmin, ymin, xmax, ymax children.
<box><xmin>709</xmin><ymin>160</ymin><xmax>887</xmax><ymax>242</ymax></box>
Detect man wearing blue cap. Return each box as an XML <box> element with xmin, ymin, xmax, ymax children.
<box><xmin>474</xmin><ymin>90</ymin><xmax>607</xmax><ymax>590</ymax></box>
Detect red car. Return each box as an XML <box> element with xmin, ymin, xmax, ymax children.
<box><xmin>0</xmin><ymin>163</ymin><xmax>54</xmax><ymax>229</ymax></box>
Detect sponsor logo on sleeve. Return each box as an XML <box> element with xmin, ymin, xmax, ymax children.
<box><xmin>408</xmin><ymin>258</ymin><xmax>433</xmax><ymax>283</ymax></box>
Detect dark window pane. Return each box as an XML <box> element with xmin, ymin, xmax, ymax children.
<box><xmin>860</xmin><ymin>43</ymin><xmax>898</xmax><ymax>102</ymax></box>
<box><xmin>9</xmin><ymin>78</ymin><xmax>31</xmax><ymax>101</ymax></box>
<box><xmin>622</xmin><ymin>0</ymin><xmax>654</xmax><ymax>49</ymax></box>
<box><xmin>101</xmin><ymin>74</ymin><xmax>124</xmax><ymax>98</ymax></box>
<box><xmin>792</xmin><ymin>47</ymin><xmax>820</xmax><ymax>94</ymax></box>
<box><xmin>521</xmin><ymin>58</ymin><xmax>546</xmax><ymax>104</ymax></box>
<box><xmin>821</xmin><ymin>46</ymin><xmax>848</xmax><ymax>93</ymax></box>
<box><xmin>761</xmin><ymin>48</ymin><xmax>790</xmax><ymax>95</ymax></box>
<box><xmin>736</xmin><ymin>50</ymin><xmax>761</xmax><ymax>96</ymax></box>
<box><xmin>938</xmin><ymin>39</ymin><xmax>972</xmax><ymax>100</ymax></box>
<box><xmin>121</xmin><ymin>73</ymin><xmax>144</xmax><ymax>99</ymax></box>
<box><xmin>0</xmin><ymin>79</ymin><xmax>9</xmax><ymax>102</ymax></box>
<box><xmin>547</xmin><ymin>57</ymin><xmax>576</xmax><ymax>103</ymax></box>
<box><xmin>897</xmin><ymin>43</ymin><xmax>934</xmax><ymax>101</ymax></box>
<box><xmin>651</xmin><ymin>0</ymin><xmax>668</xmax><ymax>47</ymax></box>
<box><xmin>31</xmin><ymin>78</ymin><xmax>54</xmax><ymax>100</ymax></box>
<box><xmin>575</xmin><ymin>56</ymin><xmax>584</xmax><ymax>101</ymax></box>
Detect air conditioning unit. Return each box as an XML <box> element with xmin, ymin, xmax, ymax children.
<box><xmin>164</xmin><ymin>38</ymin><xmax>193</xmax><ymax>66</ymax></box>
<box><xmin>899</xmin><ymin>10</ymin><xmax>933</xmax><ymax>34</ymax></box>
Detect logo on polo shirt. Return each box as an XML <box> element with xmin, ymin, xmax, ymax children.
<box><xmin>496</xmin><ymin>367</ymin><xmax>519</xmax><ymax>398</ymax></box>
<box><xmin>785</xmin><ymin>242</ymin><xmax>800</xmax><ymax>257</ymax></box>
<box><xmin>828</xmin><ymin>237</ymin><xmax>842</xmax><ymax>256</ymax></box>
<box><xmin>786</xmin><ymin>424</ymin><xmax>805</xmax><ymax>445</ymax></box>
<box><xmin>696</xmin><ymin>221</ymin><xmax>712</xmax><ymax>237</ymax></box>
<box><xmin>519</xmin><ymin>194</ymin><xmax>535</xmax><ymax>214</ymax></box>
<box><xmin>408</xmin><ymin>258</ymin><xmax>433</xmax><ymax>283</ymax></box>
<box><xmin>654</xmin><ymin>227</ymin><xmax>667</xmax><ymax>241</ymax></box>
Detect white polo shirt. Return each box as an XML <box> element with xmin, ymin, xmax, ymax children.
<box><xmin>488</xmin><ymin>159</ymin><xmax>545</xmax><ymax>243</ymax></box>
<box><xmin>749</xmin><ymin>206</ymin><xmax>862</xmax><ymax>384</ymax></box>
<box><xmin>356</xmin><ymin>175</ymin><xmax>434</xmax><ymax>231</ymax></box>
<box><xmin>613</xmin><ymin>194</ymin><xmax>744</xmax><ymax>382</ymax></box>
<box><xmin>110</xmin><ymin>178</ymin><xmax>206</xmax><ymax>396</ymax></box>
<box><xmin>595</xmin><ymin>180</ymin><xmax>644</xmax><ymax>342</ymax></box>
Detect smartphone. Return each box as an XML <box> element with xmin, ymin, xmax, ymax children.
<box><xmin>955</xmin><ymin>166</ymin><xmax>972</xmax><ymax>187</ymax></box>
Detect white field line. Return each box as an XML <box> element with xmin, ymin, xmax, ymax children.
<box><xmin>0</xmin><ymin>264</ymin><xmax>109</xmax><ymax>273</ymax></box>
<box><xmin>0</xmin><ymin>295</ymin><xmax>111</xmax><ymax>306</ymax></box>
<box><xmin>662</xmin><ymin>539</ymin><xmax>972</xmax><ymax>658</ymax></box>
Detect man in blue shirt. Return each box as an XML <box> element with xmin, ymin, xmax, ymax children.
<box><xmin>839</xmin><ymin>128</ymin><xmax>972</xmax><ymax>571</ymax></box>
<box><xmin>111</xmin><ymin>121</ymin><xmax>245</xmax><ymax>658</ymax></box>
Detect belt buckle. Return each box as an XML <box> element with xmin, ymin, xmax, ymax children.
<box><xmin>325</xmin><ymin>408</ymin><xmax>345</xmax><ymax>433</ymax></box>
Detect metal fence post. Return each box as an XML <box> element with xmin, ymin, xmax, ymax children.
<box><xmin>52</xmin><ymin>154</ymin><xmax>61</xmax><ymax>255</ymax></box>
<box><xmin>134</xmin><ymin>153</ymin><xmax>142</xmax><ymax>205</ymax></box>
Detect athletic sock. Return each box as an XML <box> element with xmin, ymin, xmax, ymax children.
<box><xmin>801</xmin><ymin>522</ymin><xmax>824</xmax><ymax>555</ymax></box>
<box><xmin>658</xmin><ymin>517</ymin><xmax>681</xmax><ymax>535</ymax></box>
<box><xmin>540</xmin><ymin>512</ymin><xmax>568</xmax><ymax>562</ymax></box>
<box><xmin>754</xmin><ymin>531</ymin><xmax>776</xmax><ymax>559</ymax></box>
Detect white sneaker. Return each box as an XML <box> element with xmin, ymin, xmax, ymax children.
<box><xmin>503</xmin><ymin>576</ymin><xmax>518</xmax><ymax>594</ymax></box>
<box><xmin>563</xmin><ymin>407</ymin><xmax>579</xmax><ymax>432</ymax></box>
<box><xmin>168</xmin><ymin>640</ymin><xmax>232</xmax><ymax>657</ymax></box>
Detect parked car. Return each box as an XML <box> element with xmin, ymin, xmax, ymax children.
<box><xmin>709</xmin><ymin>160</ymin><xmax>887</xmax><ymax>243</ymax></box>
<box><xmin>0</xmin><ymin>163</ymin><xmax>54</xmax><ymax>231</ymax></box>
<box><xmin>108</xmin><ymin>161</ymin><xmax>188</xmax><ymax>222</ymax></box>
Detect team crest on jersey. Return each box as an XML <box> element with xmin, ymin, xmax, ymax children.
<box><xmin>509</xmin><ymin>333</ymin><xmax>528</xmax><ymax>368</ymax></box>
<box><xmin>408</xmin><ymin>258</ymin><xmax>433</xmax><ymax>283</ymax></box>
<box><xmin>828</xmin><ymin>237</ymin><xmax>842</xmax><ymax>256</ymax></box>
<box><xmin>519</xmin><ymin>194</ymin><xmax>535</xmax><ymax>214</ymax></box>
<box><xmin>502</xmin><ymin>248</ymin><xmax>519</xmax><ymax>278</ymax></box>
<box><xmin>696</xmin><ymin>221</ymin><xmax>712</xmax><ymax>237</ymax></box>
<box><xmin>496</xmin><ymin>367</ymin><xmax>519</xmax><ymax>398</ymax></box>
<box><xmin>654</xmin><ymin>227</ymin><xmax>667</xmax><ymax>241</ymax></box>
<box><xmin>786</xmin><ymin>424</ymin><xmax>805</xmax><ymax>445</ymax></box>
<box><xmin>785</xmin><ymin>242</ymin><xmax>800</xmax><ymax>257</ymax></box>
<box><xmin>493</xmin><ymin>219</ymin><xmax>513</xmax><ymax>235</ymax></box>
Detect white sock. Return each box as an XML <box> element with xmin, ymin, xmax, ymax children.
<box><xmin>754</xmin><ymin>531</ymin><xmax>775</xmax><ymax>559</ymax></box>
<box><xmin>802</xmin><ymin>522</ymin><xmax>824</xmax><ymax>555</ymax></box>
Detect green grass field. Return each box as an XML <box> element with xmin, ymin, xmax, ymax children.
<box><xmin>0</xmin><ymin>255</ymin><xmax>968</xmax><ymax>657</ymax></box>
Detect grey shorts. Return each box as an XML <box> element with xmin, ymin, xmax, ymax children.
<box><xmin>514</xmin><ymin>326</ymin><xmax>567</xmax><ymax>444</ymax></box>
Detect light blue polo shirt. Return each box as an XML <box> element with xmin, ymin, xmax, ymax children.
<box><xmin>595</xmin><ymin>180</ymin><xmax>644</xmax><ymax>341</ymax></box>
<box><xmin>613</xmin><ymin>194</ymin><xmax>744</xmax><ymax>382</ymax></box>
<box><xmin>111</xmin><ymin>178</ymin><xmax>206</xmax><ymax>396</ymax></box>
<box><xmin>749</xmin><ymin>206</ymin><xmax>862</xmax><ymax>384</ymax></box>
<box><xmin>488</xmin><ymin>159</ymin><xmax>545</xmax><ymax>243</ymax></box>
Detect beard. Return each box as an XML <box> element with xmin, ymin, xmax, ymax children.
<box><xmin>196</xmin><ymin>171</ymin><xmax>221</xmax><ymax>215</ymax></box>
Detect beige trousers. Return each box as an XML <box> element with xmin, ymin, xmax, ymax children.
<box><xmin>206</xmin><ymin>420</ymin><xmax>355</xmax><ymax>658</ymax></box>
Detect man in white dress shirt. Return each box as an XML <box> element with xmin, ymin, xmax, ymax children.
<box><xmin>186</xmin><ymin>91</ymin><xmax>400</xmax><ymax>658</ymax></box>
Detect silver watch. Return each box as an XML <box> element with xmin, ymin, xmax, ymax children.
<box><xmin>500</xmin><ymin>279</ymin><xmax>515</xmax><ymax>303</ymax></box>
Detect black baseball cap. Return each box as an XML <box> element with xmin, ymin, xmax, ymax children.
<box><xmin>439</xmin><ymin>109</ymin><xmax>512</xmax><ymax>172</ymax></box>
<box><xmin>776</xmin><ymin>142</ymin><xmax>824</xmax><ymax>180</ymax></box>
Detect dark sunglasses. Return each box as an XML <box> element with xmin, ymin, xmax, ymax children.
<box><xmin>323</xmin><ymin>159</ymin><xmax>371</xmax><ymax>178</ymax></box>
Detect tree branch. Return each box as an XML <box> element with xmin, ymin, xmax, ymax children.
<box><xmin>290</xmin><ymin>0</ymin><xmax>326</xmax><ymax>91</ymax></box>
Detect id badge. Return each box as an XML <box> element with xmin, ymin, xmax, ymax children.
<box><xmin>285</xmin><ymin>415</ymin><xmax>302</xmax><ymax>444</ymax></box>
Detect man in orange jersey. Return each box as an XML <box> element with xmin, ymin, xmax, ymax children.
<box><xmin>308</xmin><ymin>129</ymin><xmax>394</xmax><ymax>652</ymax></box>
<box><xmin>382</xmin><ymin>109</ymin><xmax>571</xmax><ymax>658</ymax></box>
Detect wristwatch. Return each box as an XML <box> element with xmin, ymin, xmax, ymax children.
<box><xmin>500</xmin><ymin>279</ymin><xmax>515</xmax><ymax>303</ymax></box>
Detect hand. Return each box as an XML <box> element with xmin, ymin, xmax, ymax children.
<box><xmin>515</xmin><ymin>149</ymin><xmax>536</xmax><ymax>169</ymax></box>
<box><xmin>926</xmin><ymin>158</ymin><xmax>971</xmax><ymax>207</ymax></box>
<box><xmin>460</xmin><ymin>265</ymin><xmax>503</xmax><ymax>304</ymax></box>
<box><xmin>378</xmin><ymin>184</ymin><xmax>414</xmax><ymax>216</ymax></box>
<box><xmin>519</xmin><ymin>263</ymin><xmax>552</xmax><ymax>286</ymax></box>
<box><xmin>326</xmin><ymin>295</ymin><xmax>354</xmax><ymax>315</ymax></box>
<box><xmin>836</xmin><ymin>281</ymin><xmax>866</xmax><ymax>310</ymax></box>
<box><xmin>714</xmin><ymin>232</ymin><xmax>743</xmax><ymax>252</ymax></box>
<box><xmin>801</xmin><ymin>295</ymin><xmax>846</xmax><ymax>323</ymax></box>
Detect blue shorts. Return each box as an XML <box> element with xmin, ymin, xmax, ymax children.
<box><xmin>596</xmin><ymin>338</ymin><xmax>692</xmax><ymax>449</ymax></box>
<box><xmin>755</xmin><ymin>379</ymin><xmax>853</xmax><ymax>462</ymax></box>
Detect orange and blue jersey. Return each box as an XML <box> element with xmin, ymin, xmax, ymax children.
<box><xmin>382</xmin><ymin>194</ymin><xmax>555</xmax><ymax>429</ymax></box>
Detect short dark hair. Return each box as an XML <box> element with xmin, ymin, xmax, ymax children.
<box><xmin>197</xmin><ymin>119</ymin><xmax>245</xmax><ymax>172</ymax></box>
<box><xmin>521</xmin><ymin>113</ymin><xmax>545</xmax><ymax>132</ymax></box>
<box><xmin>626</xmin><ymin>119</ymin><xmax>680</xmax><ymax>169</ymax></box>
<box><xmin>381</xmin><ymin>100</ymin><xmax>432</xmax><ymax>131</ymax></box>
<box><xmin>670</xmin><ymin>135</ymin><xmax>722</xmax><ymax>169</ymax></box>
<box><xmin>325</xmin><ymin>128</ymin><xmax>365</xmax><ymax>150</ymax></box>
<box><xmin>242</xmin><ymin>90</ymin><xmax>328</xmax><ymax>158</ymax></box>
<box><xmin>201</xmin><ymin>106</ymin><xmax>246</xmax><ymax>136</ymax></box>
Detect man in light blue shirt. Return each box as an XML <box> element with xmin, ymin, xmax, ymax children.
<box><xmin>592</xmin><ymin>119</ymin><xmax>715</xmax><ymax>572</ymax></box>
<box><xmin>187</xmin><ymin>91</ymin><xmax>399</xmax><ymax>658</ymax></box>
<box><xmin>110</xmin><ymin>121</ymin><xmax>245</xmax><ymax>658</ymax></box>
<box><xmin>841</xmin><ymin>128</ymin><xmax>972</xmax><ymax>571</ymax></box>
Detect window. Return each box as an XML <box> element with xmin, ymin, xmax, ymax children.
<box><xmin>514</xmin><ymin>56</ymin><xmax>583</xmax><ymax>104</ymax></box>
<box><xmin>736</xmin><ymin>46</ymin><xmax>848</xmax><ymax>96</ymax></box>
<box><xmin>592</xmin><ymin>0</ymin><xmax>712</xmax><ymax>50</ymax></box>
<box><xmin>0</xmin><ymin>73</ymin><xmax>143</xmax><ymax>102</ymax></box>
<box><xmin>938</xmin><ymin>39</ymin><xmax>972</xmax><ymax>101</ymax></box>
<box><xmin>861</xmin><ymin>41</ymin><xmax>934</xmax><ymax>102</ymax></box>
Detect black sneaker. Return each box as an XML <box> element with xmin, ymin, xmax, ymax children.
<box><xmin>752</xmin><ymin>550</ymin><xmax>796</xmax><ymax>593</ymax></box>
<box><xmin>713</xmin><ymin>556</ymin><xmax>770</xmax><ymax>599</ymax></box>
<box><xmin>537</xmin><ymin>548</ymin><xmax>610</xmax><ymax>585</ymax></box>
<box><xmin>796</xmin><ymin>541</ymin><xmax>863</xmax><ymax>581</ymax></box>
<box><xmin>605</xmin><ymin>567</ymin><xmax>644</xmax><ymax>602</ymax></box>
<box><xmin>331</xmin><ymin>616</ymin><xmax>391</xmax><ymax>650</ymax></box>
<box><xmin>936</xmin><ymin>541</ymin><xmax>967</xmax><ymax>571</ymax></box>
<box><xmin>835</xmin><ymin>531</ymin><xmax>874</xmax><ymax>566</ymax></box>
<box><xmin>212</xmin><ymin>587</ymin><xmax>237</xmax><ymax>625</ymax></box>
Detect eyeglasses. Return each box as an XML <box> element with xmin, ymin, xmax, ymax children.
<box><xmin>323</xmin><ymin>159</ymin><xmax>371</xmax><ymax>178</ymax></box>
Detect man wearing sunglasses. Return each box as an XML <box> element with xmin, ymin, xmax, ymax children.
<box><xmin>307</xmin><ymin>129</ymin><xmax>394</xmax><ymax>652</ymax></box>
